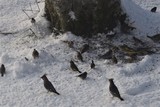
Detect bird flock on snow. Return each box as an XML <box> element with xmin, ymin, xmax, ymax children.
<box><xmin>1</xmin><ymin>6</ymin><xmax>159</xmax><ymax>102</ymax></box>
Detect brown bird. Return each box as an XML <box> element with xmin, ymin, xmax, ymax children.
<box><xmin>90</xmin><ymin>60</ymin><xmax>95</xmax><ymax>69</ymax></box>
<box><xmin>41</xmin><ymin>74</ymin><xmax>60</xmax><ymax>95</ymax></box>
<box><xmin>70</xmin><ymin>60</ymin><xmax>81</xmax><ymax>73</ymax></box>
<box><xmin>109</xmin><ymin>79</ymin><xmax>124</xmax><ymax>101</ymax></box>
<box><xmin>0</xmin><ymin>64</ymin><xmax>5</xmax><ymax>77</ymax></box>
<box><xmin>112</xmin><ymin>55</ymin><xmax>118</xmax><ymax>64</ymax></box>
<box><xmin>80</xmin><ymin>44</ymin><xmax>89</xmax><ymax>53</ymax></box>
<box><xmin>76</xmin><ymin>72</ymin><xmax>87</xmax><ymax>80</ymax></box>
<box><xmin>32</xmin><ymin>49</ymin><xmax>39</xmax><ymax>59</ymax></box>
<box><xmin>76</xmin><ymin>51</ymin><xmax>83</xmax><ymax>62</ymax></box>
<box><xmin>151</xmin><ymin>7</ymin><xmax>157</xmax><ymax>12</ymax></box>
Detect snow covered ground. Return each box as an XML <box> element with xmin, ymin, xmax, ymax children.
<box><xmin>1</xmin><ymin>0</ymin><xmax>160</xmax><ymax>107</ymax></box>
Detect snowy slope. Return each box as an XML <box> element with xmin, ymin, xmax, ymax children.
<box><xmin>1</xmin><ymin>0</ymin><xmax>160</xmax><ymax>107</ymax></box>
<box><xmin>122</xmin><ymin>0</ymin><xmax>160</xmax><ymax>36</ymax></box>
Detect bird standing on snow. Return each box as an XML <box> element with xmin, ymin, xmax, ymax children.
<box><xmin>70</xmin><ymin>60</ymin><xmax>81</xmax><ymax>73</ymax></box>
<box><xmin>32</xmin><ymin>49</ymin><xmax>39</xmax><ymax>59</ymax></box>
<box><xmin>109</xmin><ymin>78</ymin><xmax>124</xmax><ymax>101</ymax></box>
<box><xmin>41</xmin><ymin>74</ymin><xmax>60</xmax><ymax>95</ymax></box>
<box><xmin>0</xmin><ymin>64</ymin><xmax>5</xmax><ymax>77</ymax></box>
<box><xmin>151</xmin><ymin>7</ymin><xmax>157</xmax><ymax>12</ymax></box>
<box><xmin>112</xmin><ymin>55</ymin><xmax>118</xmax><ymax>64</ymax></box>
<box><xmin>76</xmin><ymin>72</ymin><xmax>87</xmax><ymax>80</ymax></box>
<box><xmin>76</xmin><ymin>51</ymin><xmax>83</xmax><ymax>62</ymax></box>
<box><xmin>90</xmin><ymin>60</ymin><xmax>95</xmax><ymax>69</ymax></box>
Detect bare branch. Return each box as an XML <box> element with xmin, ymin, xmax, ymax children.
<box><xmin>22</xmin><ymin>10</ymin><xmax>31</xmax><ymax>19</ymax></box>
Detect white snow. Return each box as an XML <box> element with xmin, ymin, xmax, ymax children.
<box><xmin>1</xmin><ymin>0</ymin><xmax>160</xmax><ymax>107</ymax></box>
<box><xmin>69</xmin><ymin>11</ymin><xmax>77</xmax><ymax>20</ymax></box>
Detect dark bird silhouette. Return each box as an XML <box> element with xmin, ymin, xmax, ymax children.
<box><xmin>100</xmin><ymin>49</ymin><xmax>113</xmax><ymax>59</ymax></box>
<box><xmin>151</xmin><ymin>7</ymin><xmax>157</xmax><ymax>12</ymax></box>
<box><xmin>90</xmin><ymin>60</ymin><xmax>95</xmax><ymax>69</ymax></box>
<box><xmin>70</xmin><ymin>60</ymin><xmax>81</xmax><ymax>73</ymax></box>
<box><xmin>109</xmin><ymin>79</ymin><xmax>124</xmax><ymax>101</ymax></box>
<box><xmin>76</xmin><ymin>51</ymin><xmax>83</xmax><ymax>62</ymax></box>
<box><xmin>31</xmin><ymin>18</ymin><xmax>36</xmax><ymax>24</ymax></box>
<box><xmin>41</xmin><ymin>74</ymin><xmax>60</xmax><ymax>95</ymax></box>
<box><xmin>32</xmin><ymin>49</ymin><xmax>39</xmax><ymax>59</ymax></box>
<box><xmin>80</xmin><ymin>44</ymin><xmax>89</xmax><ymax>53</ymax></box>
<box><xmin>112</xmin><ymin>55</ymin><xmax>118</xmax><ymax>64</ymax></box>
<box><xmin>76</xmin><ymin>72</ymin><xmax>87</xmax><ymax>79</ymax></box>
<box><xmin>0</xmin><ymin>64</ymin><xmax>5</xmax><ymax>77</ymax></box>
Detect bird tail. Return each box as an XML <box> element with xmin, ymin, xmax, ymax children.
<box><xmin>119</xmin><ymin>97</ymin><xmax>124</xmax><ymax>101</ymax></box>
<box><xmin>78</xmin><ymin>70</ymin><xmax>81</xmax><ymax>73</ymax></box>
<box><xmin>55</xmin><ymin>91</ymin><xmax>60</xmax><ymax>95</ymax></box>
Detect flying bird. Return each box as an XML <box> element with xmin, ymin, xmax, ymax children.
<box><xmin>151</xmin><ymin>7</ymin><xmax>157</xmax><ymax>12</ymax></box>
<box><xmin>32</xmin><ymin>49</ymin><xmax>39</xmax><ymax>59</ymax></box>
<box><xmin>109</xmin><ymin>78</ymin><xmax>124</xmax><ymax>101</ymax></box>
<box><xmin>76</xmin><ymin>72</ymin><xmax>87</xmax><ymax>79</ymax></box>
<box><xmin>0</xmin><ymin>64</ymin><xmax>5</xmax><ymax>77</ymax></box>
<box><xmin>90</xmin><ymin>60</ymin><xmax>95</xmax><ymax>69</ymax></box>
<box><xmin>70</xmin><ymin>60</ymin><xmax>81</xmax><ymax>73</ymax></box>
<box><xmin>41</xmin><ymin>74</ymin><xmax>60</xmax><ymax>95</ymax></box>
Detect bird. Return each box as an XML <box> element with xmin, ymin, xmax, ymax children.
<box><xmin>112</xmin><ymin>55</ymin><xmax>118</xmax><ymax>64</ymax></box>
<box><xmin>151</xmin><ymin>7</ymin><xmax>157</xmax><ymax>12</ymax></box>
<box><xmin>0</xmin><ymin>64</ymin><xmax>5</xmax><ymax>77</ymax></box>
<box><xmin>32</xmin><ymin>49</ymin><xmax>39</xmax><ymax>59</ymax></box>
<box><xmin>76</xmin><ymin>51</ymin><xmax>83</xmax><ymax>62</ymax></box>
<box><xmin>31</xmin><ymin>18</ymin><xmax>36</xmax><ymax>24</ymax></box>
<box><xmin>80</xmin><ymin>44</ymin><xmax>89</xmax><ymax>53</ymax></box>
<box><xmin>70</xmin><ymin>60</ymin><xmax>81</xmax><ymax>73</ymax></box>
<box><xmin>90</xmin><ymin>60</ymin><xmax>95</xmax><ymax>69</ymax></box>
<box><xmin>109</xmin><ymin>78</ymin><xmax>124</xmax><ymax>101</ymax></box>
<box><xmin>76</xmin><ymin>72</ymin><xmax>87</xmax><ymax>79</ymax></box>
<box><xmin>41</xmin><ymin>74</ymin><xmax>60</xmax><ymax>95</ymax></box>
